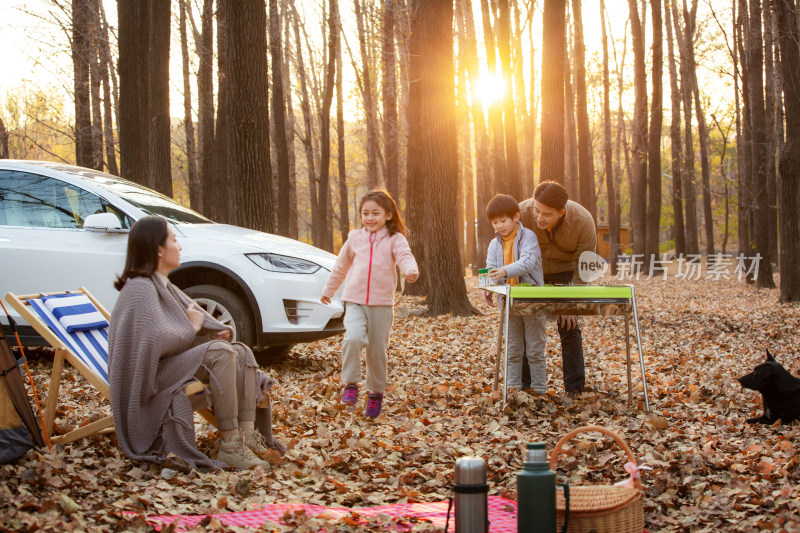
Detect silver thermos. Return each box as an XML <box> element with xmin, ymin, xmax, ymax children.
<box><xmin>453</xmin><ymin>456</ymin><xmax>489</xmax><ymax>533</ymax></box>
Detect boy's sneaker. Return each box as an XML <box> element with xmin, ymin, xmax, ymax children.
<box><xmin>365</xmin><ymin>392</ymin><xmax>384</xmax><ymax>418</ymax></box>
<box><xmin>341</xmin><ymin>383</ymin><xmax>359</xmax><ymax>405</ymax></box>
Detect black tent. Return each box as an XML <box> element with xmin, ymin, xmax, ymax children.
<box><xmin>1</xmin><ymin>326</ymin><xmax>45</xmax><ymax>463</ymax></box>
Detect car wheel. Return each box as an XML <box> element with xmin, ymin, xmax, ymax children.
<box><xmin>184</xmin><ymin>285</ymin><xmax>255</xmax><ymax>347</ymax></box>
<box><xmin>254</xmin><ymin>344</ymin><xmax>295</xmax><ymax>366</ymax></box>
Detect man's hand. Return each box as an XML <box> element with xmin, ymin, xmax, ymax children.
<box><xmin>488</xmin><ymin>267</ymin><xmax>507</xmax><ymax>283</ymax></box>
<box><xmin>320</xmin><ymin>295</ymin><xmax>331</xmax><ymax>305</ymax></box>
<box><xmin>483</xmin><ymin>291</ymin><xmax>494</xmax><ymax>307</ymax></box>
<box><xmin>557</xmin><ymin>315</ymin><xmax>578</xmax><ymax>331</ymax></box>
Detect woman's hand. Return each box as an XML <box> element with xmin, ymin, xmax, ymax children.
<box><xmin>320</xmin><ymin>295</ymin><xmax>331</xmax><ymax>305</ymax></box>
<box><xmin>186</xmin><ymin>304</ymin><xmax>204</xmax><ymax>333</ymax></box>
<box><xmin>406</xmin><ymin>271</ymin><xmax>419</xmax><ymax>283</ymax></box>
<box><xmin>214</xmin><ymin>328</ymin><xmax>233</xmax><ymax>341</ymax></box>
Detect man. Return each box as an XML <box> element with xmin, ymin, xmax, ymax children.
<box><xmin>518</xmin><ymin>181</ymin><xmax>597</xmax><ymax>394</ymax></box>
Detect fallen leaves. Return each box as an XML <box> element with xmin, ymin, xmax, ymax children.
<box><xmin>2</xmin><ymin>275</ymin><xmax>800</xmax><ymax>531</ymax></box>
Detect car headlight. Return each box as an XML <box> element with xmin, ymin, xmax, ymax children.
<box><xmin>246</xmin><ymin>253</ymin><xmax>322</xmax><ymax>274</ymax></box>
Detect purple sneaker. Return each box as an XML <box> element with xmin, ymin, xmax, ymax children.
<box><xmin>365</xmin><ymin>392</ymin><xmax>384</xmax><ymax>418</ymax></box>
<box><xmin>341</xmin><ymin>384</ymin><xmax>358</xmax><ymax>405</ymax></box>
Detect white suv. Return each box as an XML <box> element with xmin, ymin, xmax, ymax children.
<box><xmin>0</xmin><ymin>160</ymin><xmax>345</xmax><ymax>356</ymax></box>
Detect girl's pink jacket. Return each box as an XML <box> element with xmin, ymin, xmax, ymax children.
<box><xmin>322</xmin><ymin>227</ymin><xmax>419</xmax><ymax>306</ymax></box>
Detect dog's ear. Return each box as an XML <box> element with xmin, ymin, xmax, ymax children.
<box><xmin>766</xmin><ymin>349</ymin><xmax>775</xmax><ymax>362</ymax></box>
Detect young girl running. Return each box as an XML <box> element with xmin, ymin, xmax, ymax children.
<box><xmin>321</xmin><ymin>190</ymin><xmax>419</xmax><ymax>418</ymax></box>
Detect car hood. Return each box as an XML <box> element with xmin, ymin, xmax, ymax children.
<box><xmin>175</xmin><ymin>223</ymin><xmax>337</xmax><ymax>270</ymax></box>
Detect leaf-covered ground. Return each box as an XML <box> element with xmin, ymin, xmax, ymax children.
<box><xmin>2</xmin><ymin>275</ymin><xmax>800</xmax><ymax>532</ymax></box>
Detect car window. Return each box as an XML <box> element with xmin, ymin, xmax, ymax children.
<box><xmin>0</xmin><ymin>170</ymin><xmax>130</xmax><ymax>229</ymax></box>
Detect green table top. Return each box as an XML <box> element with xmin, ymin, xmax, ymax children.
<box><xmin>509</xmin><ymin>285</ymin><xmax>632</xmax><ymax>299</ymax></box>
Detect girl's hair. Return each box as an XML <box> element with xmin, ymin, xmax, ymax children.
<box><xmin>359</xmin><ymin>190</ymin><xmax>407</xmax><ymax>236</ymax></box>
<box><xmin>114</xmin><ymin>215</ymin><xmax>169</xmax><ymax>291</ymax></box>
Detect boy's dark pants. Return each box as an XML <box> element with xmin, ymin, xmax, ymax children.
<box><xmin>522</xmin><ymin>271</ymin><xmax>585</xmax><ymax>393</ymax></box>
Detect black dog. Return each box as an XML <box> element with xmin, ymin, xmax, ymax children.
<box><xmin>738</xmin><ymin>349</ymin><xmax>800</xmax><ymax>424</ymax></box>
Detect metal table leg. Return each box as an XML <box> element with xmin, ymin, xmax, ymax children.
<box><xmin>493</xmin><ymin>295</ymin><xmax>505</xmax><ymax>391</ymax></box>
<box><xmin>501</xmin><ymin>293</ymin><xmax>510</xmax><ymax>409</ymax></box>
<box><xmin>630</xmin><ymin>286</ymin><xmax>650</xmax><ymax>412</ymax></box>
<box><xmin>624</xmin><ymin>313</ymin><xmax>632</xmax><ymax>407</ymax></box>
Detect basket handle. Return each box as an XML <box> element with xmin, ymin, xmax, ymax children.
<box><xmin>548</xmin><ymin>425</ymin><xmax>641</xmax><ymax>489</ymax></box>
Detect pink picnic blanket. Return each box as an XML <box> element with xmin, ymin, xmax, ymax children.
<box><xmin>147</xmin><ymin>495</ymin><xmax>518</xmax><ymax>532</ymax></box>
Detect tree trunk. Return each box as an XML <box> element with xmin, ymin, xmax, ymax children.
<box><xmin>775</xmin><ymin>0</ymin><xmax>800</xmax><ymax>300</ymax></box>
<box><xmin>209</xmin><ymin>0</ymin><xmax>231</xmax><ymax>223</ymax></box>
<box><xmin>147</xmin><ymin>0</ymin><xmax>172</xmax><ymax>196</ymax></box>
<box><xmin>283</xmin><ymin>6</ymin><xmax>298</xmax><ymax>240</ymax></box>
<box><xmin>497</xmin><ymin>0</ymin><xmax>522</xmax><ymax>201</ymax></box>
<box><xmin>382</xmin><ymin>0</ymin><xmax>399</xmax><ymax>201</ymax></box>
<box><xmin>269</xmin><ymin>0</ymin><xmax>292</xmax><ymax>236</ymax></box>
<box><xmin>737</xmin><ymin>0</ymin><xmax>752</xmax><ymax>261</ymax></box>
<box><xmin>405</xmin><ymin>0</ymin><xmax>428</xmax><ymax>298</ymax></box>
<box><xmin>564</xmin><ymin>42</ymin><xmax>579</xmax><ymax>200</ymax></box>
<box><xmin>627</xmin><ymin>0</ymin><xmax>648</xmax><ymax>257</ymax></box>
<box><xmin>355</xmin><ymin>0</ymin><xmax>382</xmax><ymax>190</ymax></box>
<box><xmin>98</xmin><ymin>2</ymin><xmax>118</xmax><ymax>175</ymax></box>
<box><xmin>336</xmin><ymin>12</ymin><xmax>350</xmax><ymax>244</ymax></box>
<box><xmin>693</xmin><ymin>77</ymin><xmax>713</xmax><ymax>255</ymax></box>
<box><xmin>664</xmin><ymin>0</ymin><xmax>684</xmax><ymax>254</ymax></box>
<box><xmin>88</xmin><ymin>1</ymin><xmax>103</xmax><ymax>171</ymax></box>
<box><xmin>732</xmin><ymin>0</ymin><xmax>742</xmax><ymax>258</ymax></box>
<box><xmin>646</xmin><ymin>0</ymin><xmax>663</xmax><ymax>265</ymax></box>
<box><xmin>413</xmin><ymin>0</ymin><xmax>472</xmax><ymax>316</ymax></box>
<box><xmin>540</xmin><ymin>0</ymin><xmax>567</xmax><ymax>183</ymax></box>
<box><xmin>316</xmin><ymin>0</ymin><xmax>338</xmax><ymax>251</ymax></box>
<box><xmin>0</xmin><ymin>117</ymin><xmax>8</xmax><ymax>158</ymax></box>
<box><xmin>601</xmin><ymin>0</ymin><xmax>618</xmax><ymax>273</ymax></box>
<box><xmin>118</xmin><ymin>0</ymin><xmax>149</xmax><ymax>185</ymax></box>
<box><xmin>479</xmin><ymin>0</ymin><xmax>508</xmax><ymax>193</ymax></box>
<box><xmin>458</xmin><ymin>0</ymin><xmax>494</xmax><ymax>263</ymax></box>
<box><xmin>673</xmin><ymin>0</ymin><xmax>699</xmax><ymax>254</ymax></box>
<box><xmin>291</xmin><ymin>1</ymin><xmax>320</xmax><ymax>244</ymax></box>
<box><xmin>194</xmin><ymin>0</ymin><xmax>214</xmax><ymax>216</ymax></box>
<box><xmin>180</xmin><ymin>0</ymin><xmax>200</xmax><ymax>211</ymax></box>
<box><xmin>513</xmin><ymin>0</ymin><xmax>533</xmax><ymax>195</ymax></box>
<box><xmin>225</xmin><ymin>0</ymin><xmax>274</xmax><ymax>232</ymax></box>
<box><xmin>747</xmin><ymin>0</ymin><xmax>775</xmax><ymax>288</ymax></box>
<box><xmin>73</xmin><ymin>0</ymin><xmax>94</xmax><ymax>169</ymax></box>
<box><xmin>763</xmin><ymin>4</ymin><xmax>778</xmax><ymax>263</ymax></box>
<box><xmin>571</xmin><ymin>0</ymin><xmax>596</xmax><ymax>219</ymax></box>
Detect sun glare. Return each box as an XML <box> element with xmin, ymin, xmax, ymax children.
<box><xmin>475</xmin><ymin>73</ymin><xmax>505</xmax><ymax>105</ymax></box>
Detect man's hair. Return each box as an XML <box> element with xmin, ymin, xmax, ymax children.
<box><xmin>486</xmin><ymin>194</ymin><xmax>520</xmax><ymax>221</ymax></box>
<box><xmin>534</xmin><ymin>181</ymin><xmax>569</xmax><ymax>210</ymax></box>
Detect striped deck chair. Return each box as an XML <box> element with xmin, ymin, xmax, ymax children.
<box><xmin>5</xmin><ymin>288</ymin><xmax>216</xmax><ymax>445</ymax></box>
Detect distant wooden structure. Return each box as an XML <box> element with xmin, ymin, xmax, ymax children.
<box><xmin>597</xmin><ymin>225</ymin><xmax>630</xmax><ymax>259</ymax></box>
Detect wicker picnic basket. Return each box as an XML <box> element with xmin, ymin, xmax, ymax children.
<box><xmin>550</xmin><ymin>425</ymin><xmax>645</xmax><ymax>533</ymax></box>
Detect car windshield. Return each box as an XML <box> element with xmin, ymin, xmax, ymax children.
<box><xmin>54</xmin><ymin>165</ymin><xmax>212</xmax><ymax>224</ymax></box>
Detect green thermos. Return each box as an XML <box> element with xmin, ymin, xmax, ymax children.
<box><xmin>517</xmin><ymin>442</ymin><xmax>556</xmax><ymax>532</ymax></box>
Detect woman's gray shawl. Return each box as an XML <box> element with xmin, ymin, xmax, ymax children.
<box><xmin>108</xmin><ymin>276</ymin><xmax>283</xmax><ymax>471</ymax></box>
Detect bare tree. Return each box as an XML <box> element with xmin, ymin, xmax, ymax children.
<box><xmin>0</xmin><ymin>117</ymin><xmax>8</xmax><ymax>159</ymax></box>
<box><xmin>117</xmin><ymin>0</ymin><xmax>149</xmax><ymax>185</ymax></box>
<box><xmin>354</xmin><ymin>0</ymin><xmax>382</xmax><ymax>190</ymax></box>
<box><xmin>382</xmin><ymin>0</ymin><xmax>399</xmax><ymax>201</ymax></box>
<box><xmin>316</xmin><ymin>0</ymin><xmax>339</xmax><ymax>251</ymax></box>
<box><xmin>571</xmin><ymin>0</ymin><xmax>596</xmax><ymax>218</ymax></box>
<box><xmin>412</xmin><ymin>0</ymin><xmax>472</xmax><ymax>316</ymax></box>
<box><xmin>336</xmin><ymin>6</ymin><xmax>350</xmax><ymax>243</ymax></box>
<box><xmin>191</xmin><ymin>0</ymin><xmax>214</xmax><ymax>215</ymax></box>
<box><xmin>646</xmin><ymin>0</ymin><xmax>663</xmax><ymax>265</ymax></box>
<box><xmin>180</xmin><ymin>0</ymin><xmax>200</xmax><ymax>211</ymax></box>
<box><xmin>224</xmin><ymin>0</ymin><xmax>274</xmax><ymax>232</ymax></box>
<box><xmin>497</xmin><ymin>0</ymin><xmax>522</xmax><ymax>200</ymax></box>
<box><xmin>601</xmin><ymin>0</ymin><xmax>619</xmax><ymax>273</ymax></box>
<box><xmin>148</xmin><ymin>0</ymin><xmax>172</xmax><ymax>196</ymax></box>
<box><xmin>775</xmin><ymin>0</ymin><xmax>800</xmax><ymax>300</ymax></box>
<box><xmin>664</xmin><ymin>0</ymin><xmax>684</xmax><ymax>254</ymax></box>
<box><xmin>479</xmin><ymin>0</ymin><xmax>508</xmax><ymax>192</ymax></box>
<box><xmin>627</xmin><ymin>0</ymin><xmax>648</xmax><ymax>256</ymax></box>
<box><xmin>539</xmin><ymin>0</ymin><xmax>567</xmax><ymax>183</ymax></box>
<box><xmin>270</xmin><ymin>0</ymin><xmax>292</xmax><ymax>237</ymax></box>
<box><xmin>208</xmin><ymin>0</ymin><xmax>231</xmax><ymax>223</ymax></box>
<box><xmin>98</xmin><ymin>2</ymin><xmax>118</xmax><ymax>175</ymax></box>
<box><xmin>72</xmin><ymin>0</ymin><xmax>94</xmax><ymax>168</ymax></box>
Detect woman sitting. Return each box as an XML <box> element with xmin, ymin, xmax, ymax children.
<box><xmin>108</xmin><ymin>215</ymin><xmax>285</xmax><ymax>471</ymax></box>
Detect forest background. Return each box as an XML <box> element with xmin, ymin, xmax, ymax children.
<box><xmin>1</xmin><ymin>0</ymin><xmax>799</xmax><ymax>313</ymax></box>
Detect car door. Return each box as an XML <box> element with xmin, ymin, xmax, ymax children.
<box><xmin>0</xmin><ymin>169</ymin><xmax>130</xmax><ymax>323</ymax></box>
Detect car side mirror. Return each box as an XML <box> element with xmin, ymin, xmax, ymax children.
<box><xmin>83</xmin><ymin>212</ymin><xmax>127</xmax><ymax>233</ymax></box>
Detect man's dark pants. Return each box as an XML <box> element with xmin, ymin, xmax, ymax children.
<box><xmin>522</xmin><ymin>271</ymin><xmax>585</xmax><ymax>393</ymax></box>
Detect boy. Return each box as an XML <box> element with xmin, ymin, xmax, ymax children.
<box><xmin>484</xmin><ymin>194</ymin><xmax>547</xmax><ymax>393</ymax></box>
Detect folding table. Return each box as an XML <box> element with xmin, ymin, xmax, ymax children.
<box><xmin>481</xmin><ymin>284</ymin><xmax>650</xmax><ymax>411</ymax></box>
